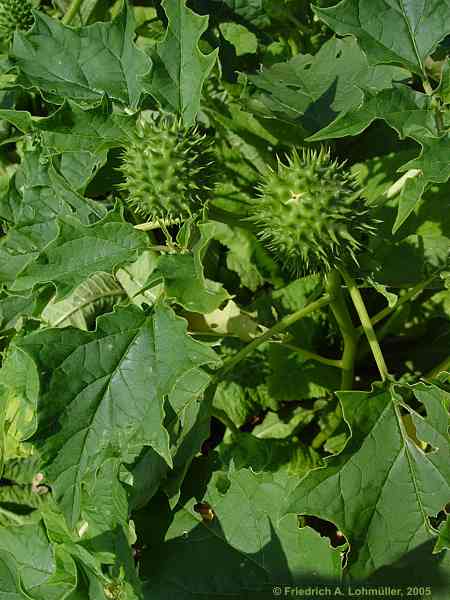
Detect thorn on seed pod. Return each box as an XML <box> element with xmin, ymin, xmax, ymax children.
<box><xmin>249</xmin><ymin>147</ymin><xmax>377</xmax><ymax>275</ymax></box>
<box><xmin>118</xmin><ymin>116</ymin><xmax>216</xmax><ymax>221</ymax></box>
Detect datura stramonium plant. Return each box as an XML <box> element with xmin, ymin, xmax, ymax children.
<box><xmin>0</xmin><ymin>0</ymin><xmax>34</xmax><ymax>44</ymax></box>
<box><xmin>250</xmin><ymin>148</ymin><xmax>376</xmax><ymax>274</ymax></box>
<box><xmin>119</xmin><ymin>117</ymin><xmax>216</xmax><ymax>221</ymax></box>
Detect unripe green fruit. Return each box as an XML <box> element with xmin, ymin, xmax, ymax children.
<box><xmin>250</xmin><ymin>148</ymin><xmax>375</xmax><ymax>273</ymax></box>
<box><xmin>0</xmin><ymin>0</ymin><xmax>34</xmax><ymax>44</ymax></box>
<box><xmin>119</xmin><ymin>118</ymin><xmax>215</xmax><ymax>220</ymax></box>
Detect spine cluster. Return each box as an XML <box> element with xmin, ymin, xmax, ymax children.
<box><xmin>249</xmin><ymin>148</ymin><xmax>375</xmax><ymax>274</ymax></box>
<box><xmin>119</xmin><ymin>117</ymin><xmax>216</xmax><ymax>221</ymax></box>
<box><xmin>0</xmin><ymin>0</ymin><xmax>34</xmax><ymax>44</ymax></box>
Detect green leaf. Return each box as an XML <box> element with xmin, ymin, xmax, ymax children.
<box><xmin>41</xmin><ymin>272</ymin><xmax>125</xmax><ymax>330</ymax></box>
<box><xmin>268</xmin><ymin>345</ymin><xmax>340</xmax><ymax>402</ymax></box>
<box><xmin>79</xmin><ymin>459</ymin><xmax>128</xmax><ymax>540</ymax></box>
<box><xmin>129</xmin><ymin>368</ymin><xmax>213</xmax><ymax>510</ymax></box>
<box><xmin>158</xmin><ymin>224</ymin><xmax>230</xmax><ymax>314</ymax></box>
<box><xmin>314</xmin><ymin>0</ymin><xmax>450</xmax><ymax>76</ymax></box>
<box><xmin>12</xmin><ymin>4</ymin><xmax>151</xmax><ymax>107</ymax></box>
<box><xmin>0</xmin><ymin>520</ymin><xmax>78</xmax><ymax>600</ymax></box>
<box><xmin>252</xmin><ymin>406</ymin><xmax>316</xmax><ymax>439</ymax></box>
<box><xmin>308</xmin><ymin>86</ymin><xmax>436</xmax><ymax>142</ymax></box>
<box><xmin>401</xmin><ymin>134</ymin><xmax>450</xmax><ymax>183</ymax></box>
<box><xmin>213</xmin><ymin>343</ymin><xmax>276</xmax><ymax>428</ymax></box>
<box><xmin>248</xmin><ymin>37</ymin><xmax>407</xmax><ymax>135</ymax></box>
<box><xmin>437</xmin><ymin>59</ymin><xmax>450</xmax><ymax>104</ymax></box>
<box><xmin>310</xmin><ymin>85</ymin><xmax>450</xmax><ymax>231</ymax></box>
<box><xmin>392</xmin><ymin>172</ymin><xmax>427</xmax><ymax>233</ymax></box>
<box><xmin>286</xmin><ymin>382</ymin><xmax>450</xmax><ymax>579</ymax></box>
<box><xmin>210</xmin><ymin>222</ymin><xmax>265</xmax><ymax>292</ymax></box>
<box><xmin>11</xmin><ymin>208</ymin><xmax>149</xmax><ymax>298</ymax></box>
<box><xmin>0</xmin><ymin>345</ymin><xmax>38</xmax><ymax>463</ymax></box>
<box><xmin>0</xmin><ymin>292</ymin><xmax>38</xmax><ymax>333</ymax></box>
<box><xmin>434</xmin><ymin>517</ymin><xmax>450</xmax><ymax>554</ymax></box>
<box><xmin>0</xmin><ymin>552</ymin><xmax>23</xmax><ymax>599</ymax></box>
<box><xmin>219</xmin><ymin>22</ymin><xmax>258</xmax><ymax>56</ymax></box>
<box><xmin>17</xmin><ymin>303</ymin><xmax>218</xmax><ymax>527</ymax></box>
<box><xmin>215</xmin><ymin>0</ymin><xmax>271</xmax><ymax>27</ymax></box>
<box><xmin>116</xmin><ymin>250</ymin><xmax>162</xmax><ymax>308</ymax></box>
<box><xmin>145</xmin><ymin>0</ymin><xmax>218</xmax><ymax>125</ymax></box>
<box><xmin>0</xmin><ymin>151</ymin><xmax>106</xmax><ymax>286</ymax></box>
<box><xmin>35</xmin><ymin>99</ymin><xmax>135</xmax><ymax>190</ymax></box>
<box><xmin>162</xmin><ymin>368</ymin><xmax>214</xmax><ymax>505</ymax></box>
<box><xmin>219</xmin><ymin>431</ymin><xmax>323</xmax><ymax>480</ymax></box>
<box><xmin>141</xmin><ymin>468</ymin><xmax>342</xmax><ymax>597</ymax></box>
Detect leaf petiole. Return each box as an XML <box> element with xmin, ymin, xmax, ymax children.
<box><xmin>339</xmin><ymin>268</ymin><xmax>389</xmax><ymax>381</ymax></box>
<box><xmin>216</xmin><ymin>293</ymin><xmax>331</xmax><ymax>379</ymax></box>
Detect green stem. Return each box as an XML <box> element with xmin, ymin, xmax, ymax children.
<box><xmin>358</xmin><ymin>306</ymin><xmax>405</xmax><ymax>361</ymax></box>
<box><xmin>277</xmin><ymin>341</ymin><xmax>343</xmax><ymax>369</ymax></box>
<box><xmin>359</xmin><ymin>275</ymin><xmax>436</xmax><ymax>331</ymax></box>
<box><xmin>211</xmin><ymin>408</ymin><xmax>240</xmax><ymax>436</ymax></box>
<box><xmin>217</xmin><ymin>294</ymin><xmax>331</xmax><ymax>379</ymax></box>
<box><xmin>426</xmin><ymin>356</ymin><xmax>450</xmax><ymax>380</ymax></box>
<box><xmin>339</xmin><ymin>268</ymin><xmax>389</xmax><ymax>381</ymax></box>
<box><xmin>62</xmin><ymin>0</ymin><xmax>84</xmax><ymax>25</ymax></box>
<box><xmin>326</xmin><ymin>269</ymin><xmax>358</xmax><ymax>390</ymax></box>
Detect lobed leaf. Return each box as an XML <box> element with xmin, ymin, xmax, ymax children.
<box><xmin>286</xmin><ymin>382</ymin><xmax>450</xmax><ymax>579</ymax></box>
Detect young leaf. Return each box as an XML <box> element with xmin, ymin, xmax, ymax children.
<box><xmin>145</xmin><ymin>0</ymin><xmax>218</xmax><ymax>126</ymax></box>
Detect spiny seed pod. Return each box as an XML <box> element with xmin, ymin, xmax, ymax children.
<box><xmin>119</xmin><ymin>117</ymin><xmax>215</xmax><ymax>220</ymax></box>
<box><xmin>0</xmin><ymin>0</ymin><xmax>34</xmax><ymax>44</ymax></box>
<box><xmin>249</xmin><ymin>148</ymin><xmax>376</xmax><ymax>274</ymax></box>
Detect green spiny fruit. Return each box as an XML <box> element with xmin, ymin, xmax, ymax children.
<box><xmin>119</xmin><ymin>117</ymin><xmax>215</xmax><ymax>220</ymax></box>
<box><xmin>250</xmin><ymin>148</ymin><xmax>376</xmax><ymax>274</ymax></box>
<box><xmin>0</xmin><ymin>0</ymin><xmax>34</xmax><ymax>44</ymax></box>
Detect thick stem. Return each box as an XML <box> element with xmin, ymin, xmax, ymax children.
<box><xmin>62</xmin><ymin>0</ymin><xmax>84</xmax><ymax>25</ymax></box>
<box><xmin>339</xmin><ymin>268</ymin><xmax>389</xmax><ymax>381</ymax></box>
<box><xmin>326</xmin><ymin>269</ymin><xmax>358</xmax><ymax>390</ymax></box>
<box><xmin>217</xmin><ymin>294</ymin><xmax>331</xmax><ymax>379</ymax></box>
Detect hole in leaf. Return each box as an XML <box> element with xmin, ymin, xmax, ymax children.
<box><xmin>299</xmin><ymin>514</ymin><xmax>347</xmax><ymax>548</ymax></box>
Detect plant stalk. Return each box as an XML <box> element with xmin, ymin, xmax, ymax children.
<box><xmin>339</xmin><ymin>268</ymin><xmax>389</xmax><ymax>381</ymax></box>
<box><xmin>63</xmin><ymin>0</ymin><xmax>84</xmax><ymax>25</ymax></box>
<box><xmin>217</xmin><ymin>294</ymin><xmax>331</xmax><ymax>379</ymax></box>
<box><xmin>326</xmin><ymin>269</ymin><xmax>358</xmax><ymax>390</ymax></box>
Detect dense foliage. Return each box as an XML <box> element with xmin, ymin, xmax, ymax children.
<box><xmin>0</xmin><ymin>0</ymin><xmax>449</xmax><ymax>598</ymax></box>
